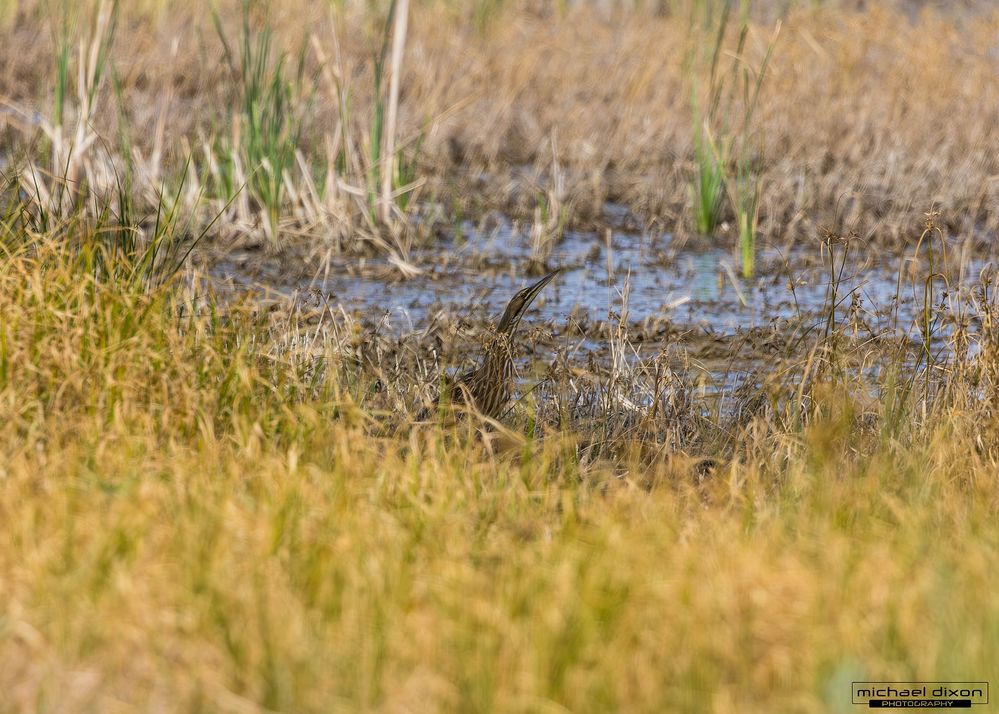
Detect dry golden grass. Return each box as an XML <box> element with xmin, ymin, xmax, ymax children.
<box><xmin>2</xmin><ymin>221</ymin><xmax>999</xmax><ymax>712</ymax></box>
<box><xmin>2</xmin><ymin>0</ymin><xmax>997</xmax><ymax>244</ymax></box>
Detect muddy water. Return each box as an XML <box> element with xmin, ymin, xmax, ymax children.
<box><xmin>210</xmin><ymin>207</ymin><xmax>993</xmax><ymax>386</ymax></box>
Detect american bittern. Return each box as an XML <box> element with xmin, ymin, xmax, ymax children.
<box><xmin>438</xmin><ymin>268</ymin><xmax>560</xmax><ymax>420</ymax></box>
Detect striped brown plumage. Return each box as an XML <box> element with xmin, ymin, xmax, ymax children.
<box><xmin>444</xmin><ymin>269</ymin><xmax>560</xmax><ymax>421</ymax></box>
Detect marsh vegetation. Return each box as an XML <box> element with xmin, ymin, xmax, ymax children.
<box><xmin>1</xmin><ymin>0</ymin><xmax>998</xmax><ymax>711</ymax></box>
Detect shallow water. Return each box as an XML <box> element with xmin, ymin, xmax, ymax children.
<box><xmin>212</xmin><ymin>208</ymin><xmax>993</xmax><ymax>357</ymax></box>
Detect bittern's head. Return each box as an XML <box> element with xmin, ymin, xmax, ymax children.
<box><xmin>496</xmin><ymin>268</ymin><xmax>561</xmax><ymax>336</ymax></box>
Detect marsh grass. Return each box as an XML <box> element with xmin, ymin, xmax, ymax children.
<box><xmin>2</xmin><ymin>205</ymin><xmax>999</xmax><ymax>710</ymax></box>
<box><xmin>4</xmin><ymin>1</ymin><xmax>998</xmax><ymax>255</ymax></box>
<box><xmin>2</xmin><ymin>1</ymin><xmax>999</xmax><ymax>711</ymax></box>
<box><xmin>1</xmin><ymin>0</ymin><xmax>119</xmax><ymax>214</ymax></box>
<box><xmin>691</xmin><ymin>113</ymin><xmax>725</xmax><ymax>235</ymax></box>
<box><xmin>212</xmin><ymin>1</ymin><xmax>309</xmax><ymax>244</ymax></box>
<box><xmin>688</xmin><ymin>0</ymin><xmax>779</xmax><ymax>277</ymax></box>
<box><xmin>688</xmin><ymin>0</ymin><xmax>729</xmax><ymax>236</ymax></box>
<box><xmin>6</xmin><ymin>0</ymin><xmax>427</xmax><ymax>266</ymax></box>
<box><xmin>4</xmin><ymin>182</ymin><xmax>999</xmax><ymax>710</ymax></box>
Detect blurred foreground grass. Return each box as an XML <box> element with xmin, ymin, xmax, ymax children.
<box><xmin>1</xmin><ymin>225</ymin><xmax>997</xmax><ymax>712</ymax></box>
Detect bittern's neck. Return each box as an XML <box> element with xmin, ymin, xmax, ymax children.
<box><xmin>496</xmin><ymin>304</ymin><xmax>521</xmax><ymax>335</ymax></box>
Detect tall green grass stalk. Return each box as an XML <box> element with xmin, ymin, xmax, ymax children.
<box><xmin>52</xmin><ymin>1</ymin><xmax>71</xmax><ymax>131</ymax></box>
<box><xmin>214</xmin><ymin>2</ymin><xmax>309</xmax><ymax>243</ymax></box>
<box><xmin>687</xmin><ymin>0</ymin><xmax>729</xmax><ymax>235</ymax></box>
<box><xmin>686</xmin><ymin>0</ymin><xmax>780</xmax><ymax>278</ymax></box>
<box><xmin>691</xmin><ymin>110</ymin><xmax>724</xmax><ymax>235</ymax></box>
<box><xmin>367</xmin><ymin>0</ymin><xmax>395</xmax><ymax>215</ymax></box>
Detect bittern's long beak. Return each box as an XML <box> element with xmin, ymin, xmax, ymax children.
<box><xmin>496</xmin><ymin>268</ymin><xmax>561</xmax><ymax>335</ymax></box>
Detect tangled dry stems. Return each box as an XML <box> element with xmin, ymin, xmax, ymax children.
<box><xmin>1</xmin><ymin>1</ymin><xmax>997</xmax><ymax>251</ymax></box>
